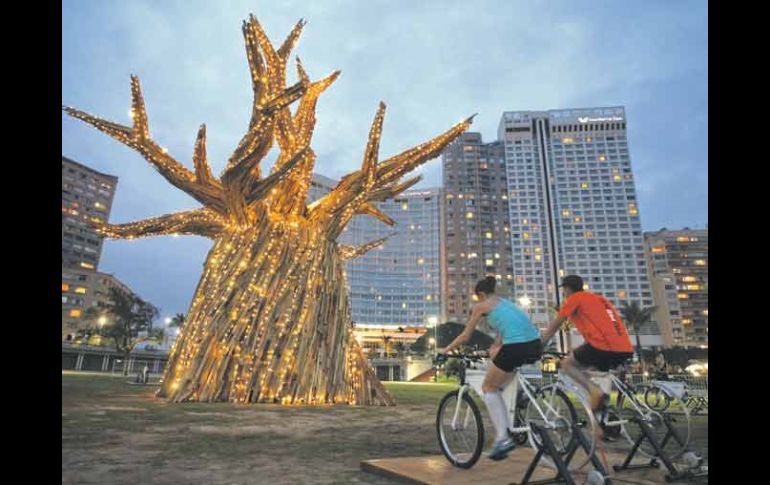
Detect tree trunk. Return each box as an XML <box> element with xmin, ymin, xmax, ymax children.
<box><xmin>123</xmin><ymin>350</ymin><xmax>131</xmax><ymax>376</ymax></box>
<box><xmin>157</xmin><ymin>220</ymin><xmax>393</xmax><ymax>405</ymax></box>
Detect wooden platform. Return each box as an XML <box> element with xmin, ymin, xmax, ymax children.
<box><xmin>361</xmin><ymin>448</ymin><xmax>699</xmax><ymax>484</ymax></box>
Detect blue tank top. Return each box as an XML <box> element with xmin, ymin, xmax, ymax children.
<box><xmin>487</xmin><ymin>298</ymin><xmax>540</xmax><ymax>344</ymax></box>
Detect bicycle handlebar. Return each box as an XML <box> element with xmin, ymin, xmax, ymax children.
<box><xmin>542</xmin><ymin>350</ymin><xmax>568</xmax><ymax>359</ymax></box>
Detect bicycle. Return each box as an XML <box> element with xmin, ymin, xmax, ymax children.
<box><xmin>545</xmin><ymin>352</ymin><xmax>692</xmax><ymax>461</ymax></box>
<box><xmin>434</xmin><ymin>351</ymin><xmax>597</xmax><ymax>470</ymax></box>
<box><xmin>642</xmin><ymin>373</ymin><xmax>708</xmax><ymax>416</ymax></box>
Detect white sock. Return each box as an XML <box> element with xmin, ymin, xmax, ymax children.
<box><xmin>484</xmin><ymin>390</ymin><xmax>511</xmax><ymax>442</ymax></box>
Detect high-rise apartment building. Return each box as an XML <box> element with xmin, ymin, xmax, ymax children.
<box><xmin>499</xmin><ymin>107</ymin><xmax>659</xmax><ymax>346</ymax></box>
<box><xmin>62</xmin><ymin>156</ymin><xmax>118</xmax><ymax>270</ymax></box>
<box><xmin>645</xmin><ymin>228</ymin><xmax>708</xmax><ymax>347</ymax></box>
<box><xmin>309</xmin><ymin>174</ymin><xmax>441</xmax><ymax>328</ymax></box>
<box><xmin>441</xmin><ymin>132</ymin><xmax>513</xmax><ymax>322</ymax></box>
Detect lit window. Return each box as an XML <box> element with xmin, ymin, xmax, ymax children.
<box><xmin>75</xmin><ymin>287</ymin><xmax>87</xmax><ymax>294</ymax></box>
<box><xmin>417</xmin><ymin>258</ymin><xmax>425</xmax><ymax>265</ymax></box>
<box><xmin>682</xmin><ymin>276</ymin><xmax>697</xmax><ymax>282</ymax></box>
<box><xmin>702</xmin><ymin>309</ymin><xmax>708</xmax><ymax>316</ymax></box>
<box><xmin>694</xmin><ymin>259</ymin><xmax>706</xmax><ymax>266</ymax></box>
<box><xmin>534</xmin><ymin>255</ymin><xmax>541</xmax><ymax>261</ymax></box>
<box><xmin>562</xmin><ymin>137</ymin><xmax>573</xmax><ymax>143</ymax></box>
<box><xmin>523</xmin><ymin>232</ymin><xmax>530</xmax><ymax>240</ymax></box>
<box><xmin>677</xmin><ymin>236</ymin><xmax>689</xmax><ymax>242</ymax></box>
<box><xmin>581</xmin><ymin>182</ymin><xmax>589</xmax><ymax>189</ymax></box>
<box><xmin>401</xmin><ymin>203</ymin><xmax>408</xmax><ymax>210</ymax></box>
<box><xmin>485</xmin><ymin>259</ymin><xmax>494</xmax><ymax>266</ymax></box>
<box><xmin>651</xmin><ymin>247</ymin><xmax>664</xmax><ymax>253</ymax></box>
<box><xmin>458</xmin><ymin>194</ymin><xmax>464</xmax><ymax>199</ymax></box>
<box><xmin>480</xmin><ymin>163</ymin><xmax>488</xmax><ymax>169</ymax></box>
<box><xmin>425</xmin><ymin>295</ymin><xmax>432</xmax><ymax>301</ymax></box>
<box><xmin>534</xmin><ymin>247</ymin><xmax>541</xmax><ymax>253</ymax></box>
<box><xmin>506</xmin><ymin>274</ymin><xmax>513</xmax><ymax>280</ymax></box>
<box><xmin>686</xmin><ymin>284</ymin><xmax>701</xmax><ymax>291</ymax></box>
<box><xmin>677</xmin><ymin>293</ymin><xmax>689</xmax><ymax>300</ymax></box>
<box><xmin>466</xmin><ymin>212</ymin><xmax>474</xmax><ymax>219</ymax></box>
<box><xmin>613</xmin><ymin>175</ymin><xmax>622</xmax><ymax>182</ymax></box>
<box><xmin>80</xmin><ymin>262</ymin><xmax>95</xmax><ymax>269</ymax></box>
<box><xmin>446</xmin><ymin>194</ymin><xmax>454</xmax><ymax>199</ymax></box>
<box><xmin>501</xmin><ymin>194</ymin><xmax>508</xmax><ymax>200</ymax></box>
<box><xmin>617</xmin><ymin>290</ymin><xmax>627</xmax><ymax>298</ymax></box>
<box><xmin>598</xmin><ymin>155</ymin><xmax>606</xmax><ymax>161</ymax></box>
<box><xmin>471</xmin><ymin>294</ymin><xmax>479</xmax><ymax>302</ymax></box>
<box><xmin>494</xmin><ymin>253</ymin><xmax>500</xmax><ymax>259</ymax></box>
<box><xmin>402</xmin><ymin>303</ymin><xmax>407</xmax><ymax>308</ymax></box>
<box><xmin>62</xmin><ymin>283</ymin><xmax>70</xmax><ymax>292</ymax></box>
<box><xmin>573</xmin><ymin>216</ymin><xmax>582</xmax><ymax>223</ymax></box>
<box><xmin>682</xmin><ymin>319</ymin><xmax>692</xmax><ymax>325</ymax></box>
<box><xmin>69</xmin><ymin>309</ymin><xmax>82</xmax><ymax>318</ymax></box>
<box><xmin>94</xmin><ymin>202</ymin><xmax>106</xmax><ymax>209</ymax></box>
<box><xmin>584</xmin><ymin>231</ymin><xmax>594</xmax><ymax>238</ymax></box>
<box><xmin>562</xmin><ymin>209</ymin><xmax>571</xmax><ymax>217</ymax></box>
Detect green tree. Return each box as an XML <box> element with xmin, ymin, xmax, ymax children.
<box><xmin>169</xmin><ymin>313</ymin><xmax>186</xmax><ymax>329</ymax></box>
<box><xmin>619</xmin><ymin>301</ymin><xmax>657</xmax><ymax>370</ymax></box>
<box><xmin>411</xmin><ymin>322</ymin><xmax>494</xmax><ymax>353</ymax></box>
<box><xmin>84</xmin><ymin>287</ymin><xmax>160</xmax><ymax>375</ymax></box>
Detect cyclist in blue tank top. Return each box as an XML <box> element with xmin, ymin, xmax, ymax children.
<box><xmin>439</xmin><ymin>276</ymin><xmax>543</xmax><ymax>461</ymax></box>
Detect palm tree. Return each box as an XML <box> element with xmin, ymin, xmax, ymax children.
<box><xmin>619</xmin><ymin>301</ymin><xmax>657</xmax><ymax>371</ymax></box>
<box><xmin>169</xmin><ymin>313</ymin><xmax>186</xmax><ymax>329</ymax></box>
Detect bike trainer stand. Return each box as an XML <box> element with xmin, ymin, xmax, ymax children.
<box><xmin>512</xmin><ymin>422</ymin><xmax>611</xmax><ymax>485</ymax></box>
<box><xmin>612</xmin><ymin>414</ymin><xmax>708</xmax><ymax>482</ymax></box>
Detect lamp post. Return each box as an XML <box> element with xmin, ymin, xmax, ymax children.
<box><xmin>427</xmin><ymin>315</ymin><xmax>438</xmax><ymax>382</ymax></box>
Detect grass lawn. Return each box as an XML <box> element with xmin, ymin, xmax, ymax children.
<box><xmin>62</xmin><ymin>372</ymin><xmax>707</xmax><ymax>484</ymax></box>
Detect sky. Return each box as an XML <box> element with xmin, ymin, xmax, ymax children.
<box><xmin>62</xmin><ymin>0</ymin><xmax>708</xmax><ymax>318</ymax></box>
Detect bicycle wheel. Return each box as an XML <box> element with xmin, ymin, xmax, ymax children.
<box><xmin>524</xmin><ymin>386</ymin><xmax>596</xmax><ymax>471</ymax></box>
<box><xmin>436</xmin><ymin>389</ymin><xmax>485</xmax><ymax>469</ymax></box>
<box><xmin>617</xmin><ymin>383</ymin><xmax>691</xmax><ymax>459</ymax></box>
<box><xmin>643</xmin><ymin>385</ymin><xmax>672</xmax><ymax>412</ymax></box>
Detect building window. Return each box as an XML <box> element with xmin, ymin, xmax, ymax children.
<box><xmin>69</xmin><ymin>309</ymin><xmax>82</xmax><ymax>318</ymax></box>
<box><xmin>62</xmin><ymin>283</ymin><xmax>70</xmax><ymax>292</ymax></box>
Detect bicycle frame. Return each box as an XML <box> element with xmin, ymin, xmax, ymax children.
<box><xmin>451</xmin><ymin>362</ymin><xmax>564</xmax><ymax>435</ymax></box>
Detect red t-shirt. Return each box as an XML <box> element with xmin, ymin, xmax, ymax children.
<box><xmin>559</xmin><ymin>292</ymin><xmax>633</xmax><ymax>353</ymax></box>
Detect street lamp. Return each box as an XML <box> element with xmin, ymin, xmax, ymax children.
<box><xmin>98</xmin><ymin>316</ymin><xmax>107</xmax><ymax>327</ymax></box>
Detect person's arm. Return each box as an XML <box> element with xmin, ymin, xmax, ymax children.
<box><xmin>440</xmin><ymin>302</ymin><xmax>487</xmax><ymax>354</ymax></box>
<box><xmin>541</xmin><ymin>314</ymin><xmax>568</xmax><ymax>344</ymax></box>
<box><xmin>542</xmin><ymin>296</ymin><xmax>579</xmax><ymax>344</ymax></box>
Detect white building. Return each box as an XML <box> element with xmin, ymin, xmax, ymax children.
<box><xmin>498</xmin><ymin>107</ymin><xmax>661</xmax><ymax>347</ymax></box>
<box><xmin>309</xmin><ymin>174</ymin><xmax>441</xmax><ymax>328</ymax></box>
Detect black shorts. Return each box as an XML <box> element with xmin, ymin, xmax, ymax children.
<box><xmin>573</xmin><ymin>343</ymin><xmax>633</xmax><ymax>372</ymax></box>
<box><xmin>492</xmin><ymin>339</ymin><xmax>543</xmax><ymax>373</ymax></box>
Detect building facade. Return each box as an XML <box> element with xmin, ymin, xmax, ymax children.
<box><xmin>62</xmin><ymin>156</ymin><xmax>118</xmax><ymax>271</ymax></box>
<box><xmin>309</xmin><ymin>174</ymin><xmax>441</xmax><ymax>328</ymax></box>
<box><xmin>62</xmin><ymin>268</ymin><xmax>136</xmax><ymax>340</ymax></box>
<box><xmin>441</xmin><ymin>132</ymin><xmax>513</xmax><ymax>322</ymax></box>
<box><xmin>645</xmin><ymin>228</ymin><xmax>708</xmax><ymax>347</ymax></box>
<box><xmin>498</xmin><ymin>107</ymin><xmax>659</xmax><ymax>346</ymax></box>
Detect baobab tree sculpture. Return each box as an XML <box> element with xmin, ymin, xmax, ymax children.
<box><xmin>63</xmin><ymin>14</ymin><xmax>473</xmax><ymax>405</ymax></box>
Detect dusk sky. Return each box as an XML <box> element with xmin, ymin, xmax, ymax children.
<box><xmin>62</xmin><ymin>0</ymin><xmax>708</xmax><ymax>318</ymax></box>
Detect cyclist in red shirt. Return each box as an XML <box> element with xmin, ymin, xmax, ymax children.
<box><xmin>541</xmin><ymin>275</ymin><xmax>634</xmax><ymax>410</ymax></box>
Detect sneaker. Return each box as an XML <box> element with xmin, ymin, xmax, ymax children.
<box><xmin>488</xmin><ymin>437</ymin><xmax>516</xmax><ymax>461</ymax></box>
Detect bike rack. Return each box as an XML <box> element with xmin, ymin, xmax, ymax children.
<box><xmin>512</xmin><ymin>422</ymin><xmax>611</xmax><ymax>485</ymax></box>
<box><xmin>612</xmin><ymin>414</ymin><xmax>708</xmax><ymax>482</ymax></box>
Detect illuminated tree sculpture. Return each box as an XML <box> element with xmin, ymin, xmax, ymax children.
<box><xmin>63</xmin><ymin>15</ymin><xmax>473</xmax><ymax>405</ymax></box>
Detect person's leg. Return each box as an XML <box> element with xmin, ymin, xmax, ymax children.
<box><xmin>562</xmin><ymin>350</ymin><xmax>605</xmax><ymax>409</ymax></box>
<box><xmin>482</xmin><ymin>364</ymin><xmax>515</xmax><ymax>442</ymax></box>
